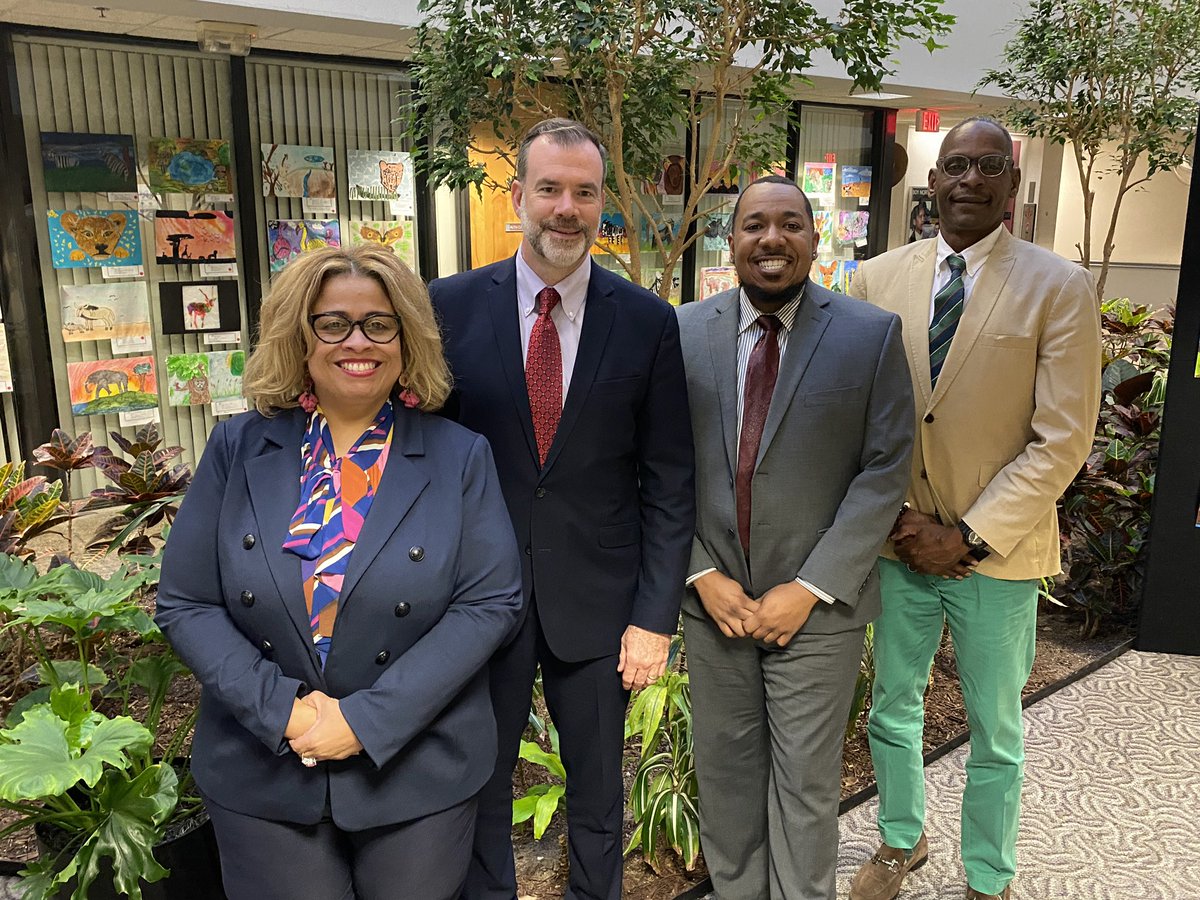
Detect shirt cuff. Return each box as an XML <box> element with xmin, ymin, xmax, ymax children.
<box><xmin>795</xmin><ymin>577</ymin><xmax>836</xmax><ymax>604</ymax></box>
<box><xmin>685</xmin><ymin>567</ymin><xmax>717</xmax><ymax>587</ymax></box>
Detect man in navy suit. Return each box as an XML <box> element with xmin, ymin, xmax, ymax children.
<box><xmin>430</xmin><ymin>118</ymin><xmax>695</xmax><ymax>900</ymax></box>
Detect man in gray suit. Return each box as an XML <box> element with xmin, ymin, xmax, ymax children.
<box><xmin>677</xmin><ymin>176</ymin><xmax>914</xmax><ymax>900</ymax></box>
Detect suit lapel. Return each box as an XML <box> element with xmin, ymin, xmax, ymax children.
<box><xmin>337</xmin><ymin>408</ymin><xmax>430</xmax><ymax>610</ymax></box>
<box><xmin>706</xmin><ymin>289</ymin><xmax>742</xmax><ymax>476</ymax></box>
<box><xmin>540</xmin><ymin>262</ymin><xmax>616</xmax><ymax>475</ymax></box>
<box><xmin>931</xmin><ymin>229</ymin><xmax>1017</xmax><ymax>405</ymax></box>
<box><xmin>244</xmin><ymin>411</ymin><xmax>320</xmax><ymax>671</ymax></box>
<box><xmin>756</xmin><ymin>287</ymin><xmax>831</xmax><ymax>465</ymax></box>
<box><xmin>487</xmin><ymin>259</ymin><xmax>539</xmax><ymax>464</ymax></box>
<box><xmin>907</xmin><ymin>241</ymin><xmax>938</xmax><ymax>409</ymax></box>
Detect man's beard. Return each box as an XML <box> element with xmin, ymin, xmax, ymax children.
<box><xmin>519</xmin><ymin>203</ymin><xmax>595</xmax><ymax>270</ymax></box>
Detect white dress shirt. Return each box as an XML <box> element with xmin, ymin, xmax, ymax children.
<box><xmin>515</xmin><ymin>250</ymin><xmax>590</xmax><ymax>405</ymax></box>
<box><xmin>929</xmin><ymin>224</ymin><xmax>1004</xmax><ymax>322</ymax></box>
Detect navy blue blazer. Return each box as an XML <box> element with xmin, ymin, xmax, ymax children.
<box><xmin>429</xmin><ymin>257</ymin><xmax>695</xmax><ymax>662</ymax></box>
<box><xmin>155</xmin><ymin>406</ymin><xmax>522</xmax><ymax>831</ymax></box>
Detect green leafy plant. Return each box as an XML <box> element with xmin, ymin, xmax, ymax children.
<box><xmin>1054</xmin><ymin>298</ymin><xmax>1171</xmax><ymax>634</ymax></box>
<box><xmin>0</xmin><ymin>550</ymin><xmax>198</xmax><ymax>900</ymax></box>
<box><xmin>88</xmin><ymin>424</ymin><xmax>192</xmax><ymax>555</ymax></box>
<box><xmin>624</xmin><ymin>638</ymin><xmax>699</xmax><ymax>872</ymax></box>
<box><xmin>845</xmin><ymin>623</ymin><xmax>875</xmax><ymax>740</ymax></box>
<box><xmin>0</xmin><ymin>461</ymin><xmax>66</xmax><ymax>560</ymax></box>
<box><xmin>32</xmin><ymin>429</ymin><xmax>96</xmax><ymax>556</ymax></box>
<box><xmin>512</xmin><ymin>720</ymin><xmax>566</xmax><ymax>840</ymax></box>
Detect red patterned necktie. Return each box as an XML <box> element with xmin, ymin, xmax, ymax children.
<box><xmin>736</xmin><ymin>315</ymin><xmax>782</xmax><ymax>556</ymax></box>
<box><xmin>526</xmin><ymin>286</ymin><xmax>563</xmax><ymax>467</ymax></box>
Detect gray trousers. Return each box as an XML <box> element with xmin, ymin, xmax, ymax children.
<box><xmin>203</xmin><ymin>790</ymin><xmax>476</xmax><ymax>900</ymax></box>
<box><xmin>684</xmin><ymin>611</ymin><xmax>866</xmax><ymax>900</ymax></box>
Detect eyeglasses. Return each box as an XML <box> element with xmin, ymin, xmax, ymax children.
<box><xmin>308</xmin><ymin>312</ymin><xmax>402</xmax><ymax>344</ymax></box>
<box><xmin>936</xmin><ymin>154</ymin><xmax>1013</xmax><ymax>178</ymax></box>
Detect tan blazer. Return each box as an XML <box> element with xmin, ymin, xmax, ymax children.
<box><xmin>849</xmin><ymin>227</ymin><xmax>1101</xmax><ymax>580</ymax></box>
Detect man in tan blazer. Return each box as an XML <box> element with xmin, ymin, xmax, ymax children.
<box><xmin>847</xmin><ymin>117</ymin><xmax>1101</xmax><ymax>900</ymax></box>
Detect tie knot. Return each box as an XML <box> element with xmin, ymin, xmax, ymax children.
<box><xmin>536</xmin><ymin>286</ymin><xmax>562</xmax><ymax>316</ymax></box>
<box><xmin>947</xmin><ymin>254</ymin><xmax>966</xmax><ymax>276</ymax></box>
<box><xmin>757</xmin><ymin>314</ymin><xmax>782</xmax><ymax>334</ymax></box>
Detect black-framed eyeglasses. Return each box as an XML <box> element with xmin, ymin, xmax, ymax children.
<box><xmin>308</xmin><ymin>312</ymin><xmax>402</xmax><ymax>344</ymax></box>
<box><xmin>936</xmin><ymin>154</ymin><xmax>1013</xmax><ymax>178</ymax></box>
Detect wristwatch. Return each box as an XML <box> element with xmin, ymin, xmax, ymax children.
<box><xmin>956</xmin><ymin>520</ymin><xmax>991</xmax><ymax>561</ymax></box>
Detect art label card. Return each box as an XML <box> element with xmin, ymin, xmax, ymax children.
<box><xmin>347</xmin><ymin>220</ymin><xmax>415</xmax><ymax>270</ymax></box>
<box><xmin>268</xmin><ymin>219</ymin><xmax>342</xmax><ymax>274</ymax></box>
<box><xmin>199</xmin><ymin>263</ymin><xmax>238</xmax><ymax>279</ymax></box>
<box><xmin>41</xmin><ymin>133</ymin><xmax>137</xmax><ymax>194</ymax></box>
<box><xmin>154</xmin><ymin>210</ymin><xmax>237</xmax><ymax>265</ymax></box>
<box><xmin>802</xmin><ymin>162</ymin><xmax>836</xmax><ymax>205</ymax></box>
<box><xmin>699</xmin><ymin>266</ymin><xmax>738</xmax><ymax>301</ymax></box>
<box><xmin>347</xmin><ymin>150</ymin><xmax>414</xmax><ymax>209</ymax></box>
<box><xmin>47</xmin><ymin>210</ymin><xmax>143</xmax><ymax>269</ymax></box>
<box><xmin>60</xmin><ymin>282</ymin><xmax>151</xmax><ymax>343</ymax></box>
<box><xmin>261</xmin><ymin>144</ymin><xmax>336</xmax><ymax>199</ymax></box>
<box><xmin>118</xmin><ymin>408</ymin><xmax>160</xmax><ymax>427</ymax></box>
<box><xmin>158</xmin><ymin>281</ymin><xmax>241</xmax><ymax>335</ymax></box>
<box><xmin>836</xmin><ymin>211</ymin><xmax>869</xmax><ymax>245</ymax></box>
<box><xmin>840</xmin><ymin>165</ymin><xmax>872</xmax><ymax>203</ymax></box>
<box><xmin>111</xmin><ymin>335</ymin><xmax>152</xmax><ymax>354</ymax></box>
<box><xmin>204</xmin><ymin>331</ymin><xmax>242</xmax><ymax>346</ymax></box>
<box><xmin>67</xmin><ymin>356</ymin><xmax>158</xmax><ymax>416</ymax></box>
<box><xmin>212</xmin><ymin>397</ymin><xmax>248</xmax><ymax>416</ymax></box>
<box><xmin>101</xmin><ymin>265</ymin><xmax>145</xmax><ymax>279</ymax></box>
<box><xmin>0</xmin><ymin>329</ymin><xmax>12</xmax><ymax>393</ymax></box>
<box><xmin>147</xmin><ymin>138</ymin><xmax>232</xmax><ymax>194</ymax></box>
<box><xmin>700</xmin><ymin>212</ymin><xmax>732</xmax><ymax>251</ymax></box>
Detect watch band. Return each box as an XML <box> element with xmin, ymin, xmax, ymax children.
<box><xmin>956</xmin><ymin>520</ymin><xmax>991</xmax><ymax>561</ymax></box>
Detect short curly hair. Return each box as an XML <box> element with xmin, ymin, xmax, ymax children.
<box><xmin>242</xmin><ymin>244</ymin><xmax>450</xmax><ymax>415</ymax></box>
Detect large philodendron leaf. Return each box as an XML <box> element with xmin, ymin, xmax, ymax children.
<box><xmin>0</xmin><ymin>697</ymin><xmax>152</xmax><ymax>801</ymax></box>
<box><xmin>0</xmin><ymin>552</ymin><xmax>38</xmax><ymax>604</ymax></box>
<box><xmin>68</xmin><ymin>763</ymin><xmax>178</xmax><ymax>900</ymax></box>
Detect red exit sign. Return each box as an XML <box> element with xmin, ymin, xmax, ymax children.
<box><xmin>917</xmin><ymin>109</ymin><xmax>941</xmax><ymax>132</ymax></box>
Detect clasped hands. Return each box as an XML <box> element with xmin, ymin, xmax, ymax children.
<box><xmin>285</xmin><ymin>690</ymin><xmax>364</xmax><ymax>765</ymax></box>
<box><xmin>693</xmin><ymin>571</ymin><xmax>822</xmax><ymax>648</ymax></box>
<box><xmin>890</xmin><ymin>507</ymin><xmax>975</xmax><ymax>579</ymax></box>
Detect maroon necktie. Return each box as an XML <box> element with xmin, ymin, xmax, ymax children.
<box><xmin>736</xmin><ymin>315</ymin><xmax>782</xmax><ymax>556</ymax></box>
<box><xmin>526</xmin><ymin>286</ymin><xmax>563</xmax><ymax>467</ymax></box>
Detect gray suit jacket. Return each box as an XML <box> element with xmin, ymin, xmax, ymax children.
<box><xmin>677</xmin><ymin>283</ymin><xmax>915</xmax><ymax>634</ymax></box>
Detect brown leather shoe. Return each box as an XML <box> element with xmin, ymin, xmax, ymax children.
<box><xmin>965</xmin><ymin>888</ymin><xmax>1010</xmax><ymax>899</ymax></box>
<box><xmin>848</xmin><ymin>832</ymin><xmax>929</xmax><ymax>900</ymax></box>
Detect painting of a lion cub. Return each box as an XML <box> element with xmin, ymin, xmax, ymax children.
<box><xmin>60</xmin><ymin>211</ymin><xmax>131</xmax><ymax>262</ymax></box>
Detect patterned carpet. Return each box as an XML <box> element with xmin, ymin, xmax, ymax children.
<box><xmin>834</xmin><ymin>650</ymin><xmax>1200</xmax><ymax>900</ymax></box>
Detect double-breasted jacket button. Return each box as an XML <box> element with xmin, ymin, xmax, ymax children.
<box><xmin>534</xmin><ymin>487</ymin><xmax>547</xmax><ymax>499</ymax></box>
<box><xmin>242</xmin><ymin>533</ymin><xmax>256</xmax><ymax>549</ymax></box>
<box><xmin>408</xmin><ymin>546</ymin><xmax>424</xmax><ymax>561</ymax></box>
<box><xmin>524</xmin><ymin>545</ymin><xmax>532</xmax><ymax>556</ymax></box>
<box><xmin>923</xmin><ymin>413</ymin><xmax>935</xmax><ymax>424</ymax></box>
<box><xmin>375</xmin><ymin>650</ymin><xmax>391</xmax><ymax>665</ymax></box>
<box><xmin>240</xmin><ymin>590</ymin><xmax>255</xmax><ymax>607</ymax></box>
<box><xmin>260</xmin><ymin>639</ymin><xmax>273</xmax><ymax>655</ymax></box>
<box><xmin>394</xmin><ymin>601</ymin><xmax>411</xmax><ymax>617</ymax></box>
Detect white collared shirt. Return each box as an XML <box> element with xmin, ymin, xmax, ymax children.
<box><xmin>928</xmin><ymin>224</ymin><xmax>1004</xmax><ymax>323</ymax></box>
<box><xmin>515</xmin><ymin>250</ymin><xmax>590</xmax><ymax>405</ymax></box>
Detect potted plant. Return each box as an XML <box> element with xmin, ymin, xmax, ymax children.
<box><xmin>0</xmin><ymin>548</ymin><xmax>222</xmax><ymax>900</ymax></box>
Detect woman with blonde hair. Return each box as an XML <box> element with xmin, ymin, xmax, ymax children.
<box><xmin>156</xmin><ymin>244</ymin><xmax>522</xmax><ymax>900</ymax></box>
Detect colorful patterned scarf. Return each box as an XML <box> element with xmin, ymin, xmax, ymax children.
<box><xmin>282</xmin><ymin>400</ymin><xmax>394</xmax><ymax>667</ymax></box>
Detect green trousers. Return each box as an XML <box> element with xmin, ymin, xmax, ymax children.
<box><xmin>867</xmin><ymin>558</ymin><xmax>1037</xmax><ymax>896</ymax></box>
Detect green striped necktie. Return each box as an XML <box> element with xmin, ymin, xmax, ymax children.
<box><xmin>929</xmin><ymin>254</ymin><xmax>966</xmax><ymax>388</ymax></box>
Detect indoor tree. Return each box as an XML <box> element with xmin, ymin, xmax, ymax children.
<box><xmin>982</xmin><ymin>0</ymin><xmax>1200</xmax><ymax>300</ymax></box>
<box><xmin>408</xmin><ymin>0</ymin><xmax>954</xmax><ymax>298</ymax></box>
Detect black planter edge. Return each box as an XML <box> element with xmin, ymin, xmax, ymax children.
<box><xmin>669</xmin><ymin>637</ymin><xmax>1135</xmax><ymax>900</ymax></box>
<box><xmin>0</xmin><ymin>858</ymin><xmax>21</xmax><ymax>877</ymax></box>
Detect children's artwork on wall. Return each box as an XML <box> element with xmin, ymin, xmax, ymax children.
<box><xmin>655</xmin><ymin>155</ymin><xmax>686</xmax><ymax>203</ymax></box>
<box><xmin>206</xmin><ymin>350</ymin><xmax>245</xmax><ymax>400</ymax></box>
<box><xmin>640</xmin><ymin>213</ymin><xmax>680</xmax><ymax>252</ymax></box>
<box><xmin>67</xmin><ymin>356</ymin><xmax>158</xmax><ymax>416</ymax></box>
<box><xmin>268</xmin><ymin>219</ymin><xmax>342</xmax><ymax>273</ymax></box>
<box><xmin>47</xmin><ymin>210</ymin><xmax>143</xmax><ymax>269</ymax></box>
<box><xmin>348</xmin><ymin>220</ymin><xmax>415</xmax><ymax>270</ymax></box>
<box><xmin>154</xmin><ymin>210</ymin><xmax>237</xmax><ymax>264</ymax></box>
<box><xmin>158</xmin><ymin>281</ymin><xmax>241</xmax><ymax>335</ymax></box>
<box><xmin>707</xmin><ymin>162</ymin><xmax>741</xmax><ymax>194</ymax></box>
<box><xmin>810</xmin><ymin>258</ymin><xmax>840</xmax><ymax>292</ymax></box>
<box><xmin>840</xmin><ymin>166</ymin><xmax>872</xmax><ymax>202</ymax></box>
<box><xmin>836</xmin><ymin>211</ymin><xmax>870</xmax><ymax>244</ymax></box>
<box><xmin>60</xmin><ymin>282</ymin><xmax>151</xmax><ymax>343</ymax></box>
<box><xmin>802</xmin><ymin>162</ymin><xmax>836</xmax><ymax>205</ymax></box>
<box><xmin>165</xmin><ymin>353</ymin><xmax>211</xmax><ymax>406</ymax></box>
<box><xmin>840</xmin><ymin>259</ymin><xmax>860</xmax><ymax>294</ymax></box>
<box><xmin>701</xmin><ymin>212</ymin><xmax>733</xmax><ymax>251</ymax></box>
<box><xmin>699</xmin><ymin>266</ymin><xmax>738</xmax><ymax>301</ymax></box>
<box><xmin>147</xmin><ymin>138</ymin><xmax>231</xmax><ymax>194</ymax></box>
<box><xmin>261</xmin><ymin>144</ymin><xmax>336</xmax><ymax>198</ymax></box>
<box><xmin>594</xmin><ymin>211</ymin><xmax>629</xmax><ymax>256</ymax></box>
<box><xmin>41</xmin><ymin>133</ymin><xmax>137</xmax><ymax>194</ymax></box>
<box><xmin>812</xmin><ymin>209</ymin><xmax>834</xmax><ymax>254</ymax></box>
<box><xmin>347</xmin><ymin>150</ymin><xmax>414</xmax><ymax>206</ymax></box>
